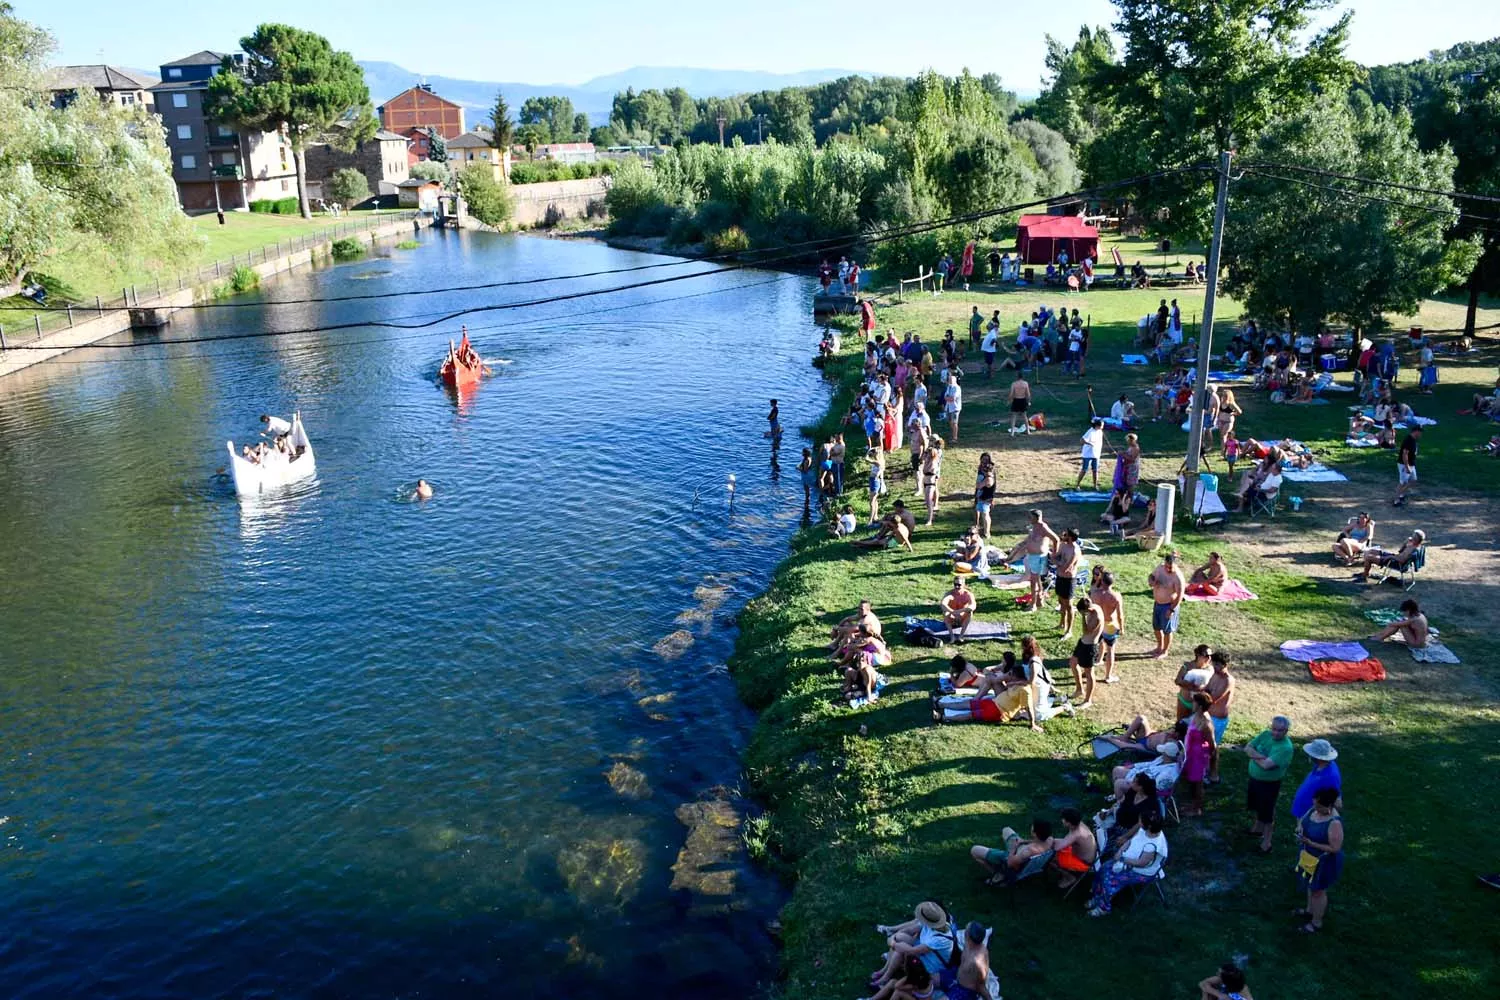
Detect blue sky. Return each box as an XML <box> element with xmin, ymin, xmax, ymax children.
<box><xmin>19</xmin><ymin>0</ymin><xmax>1500</xmax><ymax>90</ymax></box>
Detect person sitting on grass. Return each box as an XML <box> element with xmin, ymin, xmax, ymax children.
<box><xmin>829</xmin><ymin>600</ymin><xmax>882</xmax><ymax>649</ymax></box>
<box><xmin>1050</xmin><ymin>808</ymin><xmax>1099</xmax><ymax>889</ymax></box>
<box><xmin>1332</xmin><ymin>512</ymin><xmax>1375</xmax><ymax>564</ymax></box>
<box><xmin>1121</xmin><ymin>498</ymin><xmax>1159</xmax><ymax>541</ymax></box>
<box><xmin>1110</xmin><ymin>740</ymin><xmax>1182</xmax><ymax>800</ymax></box>
<box><xmin>831</xmin><ymin>504</ymin><xmax>859</xmax><ymax>538</ymax></box>
<box><xmin>948</xmin><ymin>654</ymin><xmax>985</xmax><ymax>691</ymax></box>
<box><xmin>833</xmin><ymin>628</ymin><xmax>891</xmax><ymax>675</ymax></box>
<box><xmin>1369</xmin><ymin>597</ymin><xmax>1430</xmax><ymax>648</ymax></box>
<box><xmin>971</xmin><ymin>818</ymin><xmax>1054</xmax><ymax>885</ymax></box>
<box><xmin>1186</xmin><ymin>552</ymin><xmax>1228</xmax><ymax>596</ymax></box>
<box><xmin>940</xmin><ymin>576</ymin><xmax>976</xmax><ymax>643</ymax></box>
<box><xmin>952</xmin><ymin>527</ymin><xmax>985</xmax><ymax>572</ymax></box>
<box><xmin>933</xmin><ymin>669</ymin><xmax>1043</xmax><ymax>729</ymax></box>
<box><xmin>1199</xmin><ymin>962</ymin><xmax>1254</xmax><ymax>1000</ymax></box>
<box><xmin>1086</xmin><ymin>808</ymin><xmax>1167</xmax><ymax>917</ymax></box>
<box><xmin>1357</xmin><ymin>529</ymin><xmax>1425</xmax><ymax>583</ymax></box>
<box><xmin>937</xmin><ymin>922</ymin><xmax>992</xmax><ymax>1000</ymax></box>
<box><xmin>841</xmin><ymin>648</ymin><xmax>881</xmax><ymax>703</ymax></box>
<box><xmin>852</xmin><ymin>501</ymin><xmax>916</xmax><ymax>551</ymax></box>
<box><xmin>863</xmin><ymin>954</ymin><xmax>934</xmax><ymax>1000</ymax></box>
<box><xmin>869</xmin><ymin>901</ymin><xmax>958</xmax><ymax>993</ymax></box>
<box><xmin>1101</xmin><ymin>488</ymin><xmax>1135</xmax><ymax>536</ymax></box>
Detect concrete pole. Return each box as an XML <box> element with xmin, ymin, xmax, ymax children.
<box><xmin>1185</xmin><ymin>150</ymin><xmax>1233</xmax><ymax>479</ymax></box>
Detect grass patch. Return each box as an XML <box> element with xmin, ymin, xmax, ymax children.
<box><xmin>395</xmin><ymin>239</ymin><xmax>421</xmax><ymax>250</ymax></box>
<box><xmin>735</xmin><ymin>274</ymin><xmax>1500</xmax><ymax>1000</ymax></box>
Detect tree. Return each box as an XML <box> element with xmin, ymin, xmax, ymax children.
<box><xmin>455</xmin><ymin>163</ymin><xmax>512</xmax><ymax>227</ymax></box>
<box><xmin>590</xmin><ymin>124</ymin><xmax>622</xmax><ymax>149</ymax></box>
<box><xmin>489</xmin><ymin>91</ymin><xmax>514</xmax><ymax>147</ymax></box>
<box><xmin>516</xmin><ymin>123</ymin><xmax>547</xmax><ymax>159</ymax></box>
<box><xmin>572</xmin><ymin>113</ymin><xmax>589</xmax><ymax>140</ymax></box>
<box><xmin>1010</xmin><ymin>119</ymin><xmax>1080</xmax><ymax>193</ymax></box>
<box><xmin>428</xmin><ymin>131</ymin><xmax>448</xmax><ymax>163</ymax></box>
<box><xmin>205</xmin><ymin>24</ymin><xmax>375</xmax><ymax>219</ymax></box>
<box><xmin>519</xmin><ymin>95</ymin><xmax>576</xmax><ymax>143</ymax></box>
<box><xmin>327</xmin><ymin>166</ymin><xmax>369</xmax><ymax>206</ymax></box>
<box><xmin>1424</xmin><ymin>76</ymin><xmax>1500</xmax><ymax>336</ymax></box>
<box><xmin>410</xmin><ymin>160</ymin><xmax>451</xmax><ymax>185</ymax></box>
<box><xmin>1031</xmin><ymin>26</ymin><xmax>1116</xmax><ymax>150</ymax></box>
<box><xmin>0</xmin><ymin>3</ymin><xmax>197</xmax><ymax>284</ymax></box>
<box><xmin>768</xmin><ymin>89</ymin><xmax>814</xmax><ymax>146</ymax></box>
<box><xmin>1223</xmin><ymin>95</ymin><xmax>1461</xmax><ymax>331</ymax></box>
<box><xmin>1089</xmin><ymin>0</ymin><xmax>1355</xmax><ymax>240</ymax></box>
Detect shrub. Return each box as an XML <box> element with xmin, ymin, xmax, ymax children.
<box><xmin>228</xmin><ymin>264</ymin><xmax>259</xmax><ymax>292</ymax></box>
<box><xmin>395</xmin><ymin>239</ymin><xmax>420</xmax><ymax>250</ymax></box>
<box><xmin>410</xmin><ymin>160</ymin><xmax>450</xmax><ymax>185</ymax></box>
<box><xmin>330</xmin><ymin>237</ymin><xmax>365</xmax><ymax>260</ymax></box>
<box><xmin>249</xmin><ymin>197</ymin><xmax>300</xmax><ymax>214</ymax></box>
<box><xmin>327</xmin><ymin>167</ymin><xmax>370</xmax><ymax>206</ymax></box>
<box><xmin>455</xmin><ymin>164</ymin><xmax>513</xmax><ymax>227</ymax></box>
<box><xmin>706</xmin><ymin>225</ymin><xmax>752</xmax><ymax>255</ymax></box>
<box><xmin>585</xmin><ymin>198</ymin><xmax>607</xmax><ymax>219</ymax></box>
<box><xmin>543</xmin><ymin>203</ymin><xmax>567</xmax><ymax>227</ymax></box>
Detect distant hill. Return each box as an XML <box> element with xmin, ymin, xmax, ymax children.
<box><xmin>359</xmin><ymin>61</ymin><xmax>872</xmax><ymax>127</ymax></box>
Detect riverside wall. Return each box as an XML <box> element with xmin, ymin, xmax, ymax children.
<box><xmin>508</xmin><ymin>177</ymin><xmax>609</xmax><ymax>228</ymax></box>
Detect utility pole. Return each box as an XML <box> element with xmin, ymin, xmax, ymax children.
<box><xmin>1185</xmin><ymin>149</ymin><xmax>1233</xmax><ymax>479</ymax></box>
<box><xmin>754</xmin><ymin>113</ymin><xmax>767</xmax><ymax>144</ymax></box>
<box><xmin>716</xmin><ymin>115</ymin><xmax>726</xmax><ymax>147</ymax></box>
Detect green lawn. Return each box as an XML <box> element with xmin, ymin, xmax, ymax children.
<box><xmin>735</xmin><ymin>279</ymin><xmax>1500</xmax><ymax>1000</ymax></box>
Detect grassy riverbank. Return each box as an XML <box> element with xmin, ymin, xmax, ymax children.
<box><xmin>732</xmin><ymin>282</ymin><xmax>1500</xmax><ymax>999</ymax></box>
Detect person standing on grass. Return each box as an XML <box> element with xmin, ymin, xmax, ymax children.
<box><xmin>866</xmin><ymin>447</ymin><xmax>887</xmax><ymax>527</ymax></box>
<box><xmin>1007</xmin><ymin>373</ymin><xmax>1033</xmax><ymax>434</ymax></box>
<box><xmin>943</xmin><ymin>371</ymin><xmax>963</xmax><ymax>444</ymax></box>
<box><xmin>981</xmin><ymin>323</ymin><xmax>1000</xmax><ymax>378</ymax></box>
<box><xmin>1077</xmin><ymin>417</ymin><xmax>1104</xmax><ymax>489</ymax></box>
<box><xmin>973</xmin><ymin>452</ymin><xmax>997</xmax><ymax>539</ymax></box>
<box><xmin>1294</xmin><ymin>786</ymin><xmax>1345</xmax><ymax>933</ymax></box>
<box><xmin>969</xmin><ymin>305</ymin><xmax>984</xmax><ymax>353</ymax></box>
<box><xmin>1055</xmin><ymin>529</ymin><xmax>1081</xmax><ymax>638</ymax></box>
<box><xmin>1290</xmin><ymin>739</ymin><xmax>1341</xmax><ymax>817</ymax></box>
<box><xmin>921</xmin><ymin>438</ymin><xmax>945</xmax><ymax>527</ymax></box>
<box><xmin>1147</xmin><ymin>551</ymin><xmax>1186</xmax><ymax>659</ymax></box>
<box><xmin>1008</xmin><ymin>509</ymin><xmax>1059</xmax><ymax>614</ymax></box>
<box><xmin>1235</xmin><ymin>715</ymin><xmax>1294</xmax><ymax>853</ymax></box>
<box><xmin>1395</xmin><ymin>426</ymin><xmax>1421</xmax><ymax>507</ymax></box>
<box><xmin>1180</xmin><ymin>692</ymin><xmax>1216</xmax><ymax>817</ymax></box>
<box><xmin>1069</xmin><ymin>596</ymin><xmax>1103</xmax><ymax>710</ymax></box>
<box><xmin>1205</xmin><ymin>651</ymin><xmax>1236</xmax><ymax>782</ymax></box>
<box><xmin>1092</xmin><ymin>569</ymin><xmax>1125</xmax><ymax>684</ymax></box>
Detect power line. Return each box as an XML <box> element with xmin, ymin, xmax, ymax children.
<box><xmin>1236</xmin><ymin>165</ymin><xmax>1493</xmax><ymax>231</ymax></box>
<box><xmin>4</xmin><ymin>168</ymin><xmax>1205</xmax><ymax>352</ymax></box>
<box><xmin>1239</xmin><ymin>159</ymin><xmax>1500</xmax><ymax>206</ymax></box>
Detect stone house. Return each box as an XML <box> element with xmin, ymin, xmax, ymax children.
<box><xmin>304</xmin><ymin>128</ymin><xmax>412</xmax><ymax>202</ymax></box>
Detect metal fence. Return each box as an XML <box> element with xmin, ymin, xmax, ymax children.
<box><xmin>0</xmin><ymin>210</ymin><xmax>421</xmax><ymax>350</ymax></box>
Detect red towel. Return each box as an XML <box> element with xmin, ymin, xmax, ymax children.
<box><xmin>1308</xmin><ymin>658</ymin><xmax>1386</xmax><ymax>684</ymax></box>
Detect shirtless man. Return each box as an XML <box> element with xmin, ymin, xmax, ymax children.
<box><xmin>1188</xmin><ymin>551</ymin><xmax>1227</xmax><ymax>596</ymax></box>
<box><xmin>1070</xmin><ymin>596</ymin><xmax>1104</xmax><ymax>710</ymax></box>
<box><xmin>1049</xmin><ymin>807</ymin><xmax>1099</xmax><ymax>890</ymax></box>
<box><xmin>1205</xmin><ymin>651</ymin><xmax>1236</xmax><ymax>781</ymax></box>
<box><xmin>942</xmin><ymin>921</ymin><xmax>993</xmax><ymax>1000</ymax></box>
<box><xmin>830</xmin><ymin>599</ymin><xmax>882</xmax><ymax>648</ymax></box>
<box><xmin>1091</xmin><ymin>569</ymin><xmax>1125</xmax><ymax>683</ymax></box>
<box><xmin>1008</xmin><ymin>509</ymin><xmax>1060</xmax><ymax>614</ymax></box>
<box><xmin>940</xmin><ymin>577</ymin><xmax>976</xmax><ymax>643</ymax></box>
<box><xmin>1148</xmin><ymin>552</ymin><xmax>1187</xmax><ymax>659</ymax></box>
<box><xmin>414</xmin><ymin>479</ymin><xmax>434</xmax><ymax>500</ymax></box>
<box><xmin>852</xmin><ymin>501</ymin><xmax>916</xmax><ymax>551</ymax></box>
<box><xmin>1369</xmin><ymin>598</ymin><xmax>1430</xmax><ymax>649</ymax></box>
<box><xmin>1055</xmin><ymin>529</ymin><xmax>1081</xmax><ymax>638</ymax></box>
<box><xmin>1359</xmin><ymin>529</ymin><xmax>1425</xmax><ymax>582</ymax></box>
<box><xmin>1007</xmin><ymin>374</ymin><xmax>1033</xmax><ymax>434</ymax></box>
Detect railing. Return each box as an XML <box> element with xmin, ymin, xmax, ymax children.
<box><xmin>0</xmin><ymin>210</ymin><xmax>421</xmax><ymax>351</ymax></box>
<box><xmin>896</xmin><ymin>267</ymin><xmax>935</xmax><ymax>303</ymax></box>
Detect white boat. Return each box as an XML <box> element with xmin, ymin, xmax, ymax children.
<box><xmin>227</xmin><ymin>412</ymin><xmax>316</xmax><ymax>496</ymax></box>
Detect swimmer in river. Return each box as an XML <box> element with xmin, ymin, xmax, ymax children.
<box><xmin>415</xmin><ymin>479</ymin><xmax>434</xmax><ymax>500</ymax></box>
<box><xmin>767</xmin><ymin>398</ymin><xmax>783</xmax><ymax>443</ymax></box>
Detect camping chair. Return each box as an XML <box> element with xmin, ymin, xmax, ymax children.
<box><xmin>1189</xmin><ymin>476</ymin><xmax>1228</xmax><ymax>528</ymax></box>
<box><xmin>1157</xmin><ymin>780</ymin><xmax>1181</xmax><ymax>826</ymax></box>
<box><xmin>991</xmin><ymin>849</ymin><xmax>1055</xmax><ymax>897</ymax></box>
<box><xmin>1059</xmin><ymin>854</ymin><xmax>1100</xmax><ymax>901</ymax></box>
<box><xmin>1127</xmin><ymin>868</ymin><xmax>1170</xmax><ymax>910</ymax></box>
<box><xmin>1248</xmin><ymin>484</ymin><xmax>1280</xmax><ymax>518</ymax></box>
<box><xmin>1377</xmin><ymin>544</ymin><xmax>1426</xmax><ymax>590</ymax></box>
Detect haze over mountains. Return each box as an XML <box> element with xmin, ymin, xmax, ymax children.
<box><xmin>358</xmin><ymin>62</ymin><xmax>872</xmax><ymax>125</ymax></box>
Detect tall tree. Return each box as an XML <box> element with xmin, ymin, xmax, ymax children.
<box><xmin>489</xmin><ymin>91</ymin><xmax>514</xmax><ymax>147</ymax></box>
<box><xmin>572</xmin><ymin>113</ymin><xmax>590</xmax><ymax>141</ymax></box>
<box><xmin>519</xmin><ymin>95</ymin><xmax>576</xmax><ymax>143</ymax></box>
<box><xmin>428</xmin><ymin>131</ymin><xmax>447</xmax><ymax>163</ymax></box>
<box><xmin>1089</xmin><ymin>0</ymin><xmax>1355</xmax><ymax>239</ymax></box>
<box><xmin>1031</xmin><ymin>26</ymin><xmax>1116</xmax><ymax>150</ymax></box>
<box><xmin>205</xmin><ymin>23</ymin><xmax>375</xmax><ymax>219</ymax></box>
<box><xmin>768</xmin><ymin>89</ymin><xmax>814</xmax><ymax>146</ymax></box>
<box><xmin>1422</xmin><ymin>75</ymin><xmax>1500</xmax><ymax>335</ymax></box>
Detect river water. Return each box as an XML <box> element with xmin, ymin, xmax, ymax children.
<box><xmin>0</xmin><ymin>231</ymin><xmax>825</xmax><ymax>998</ymax></box>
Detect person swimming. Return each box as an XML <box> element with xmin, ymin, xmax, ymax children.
<box><xmin>414</xmin><ymin>479</ymin><xmax>434</xmax><ymax>500</ymax></box>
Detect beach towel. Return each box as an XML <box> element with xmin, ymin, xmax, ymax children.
<box><xmin>1365</xmin><ymin>607</ymin><xmax>1440</xmax><ymax>635</ymax></box>
<box><xmin>910</xmin><ymin>617</ymin><xmax>1012</xmax><ymax>643</ymax></box>
<box><xmin>1283</xmin><ymin>463</ymin><xmax>1349</xmax><ymax>483</ymax></box>
<box><xmin>1409</xmin><ymin>640</ymin><xmax>1461</xmax><ymax>664</ymax></box>
<box><xmin>987</xmin><ymin>573</ymin><xmax>1031</xmax><ymax>590</ymax></box>
<box><xmin>1309</xmin><ymin>658</ymin><xmax>1387</xmax><ymax>684</ymax></box>
<box><xmin>1102</xmin><ymin>417</ymin><xmax>1133</xmax><ymax>432</ymax></box>
<box><xmin>1280</xmin><ymin>639</ymin><xmax>1370</xmax><ymax>663</ymax></box>
<box><xmin>1208</xmin><ymin>370</ymin><xmax>1252</xmax><ymax>383</ymax></box>
<box><xmin>848</xmin><ymin>673</ymin><xmax>888</xmax><ymax>708</ymax></box>
<box><xmin>1060</xmin><ymin>490</ymin><xmax>1115</xmax><ymax>503</ymax></box>
<box><xmin>1184</xmin><ymin>579</ymin><xmax>1257</xmax><ymax>602</ymax></box>
<box><xmin>1121</xmin><ymin>354</ymin><xmax>1150</xmax><ymax>365</ymax></box>
<box><xmin>1344</xmin><ymin>436</ymin><xmax>1381</xmax><ymax>448</ymax></box>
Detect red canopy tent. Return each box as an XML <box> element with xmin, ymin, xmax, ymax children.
<box><xmin>1015</xmin><ymin>214</ymin><xmax>1100</xmax><ymax>266</ymax></box>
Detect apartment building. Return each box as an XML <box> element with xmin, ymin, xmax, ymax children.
<box><xmin>447</xmin><ymin>129</ymin><xmax>511</xmax><ymax>182</ymax></box>
<box><xmin>150</xmin><ymin>50</ymin><xmax>298</xmax><ymax>212</ymax></box>
<box><xmin>378</xmin><ymin>84</ymin><xmax>465</xmax><ymax>140</ymax></box>
<box><xmin>46</xmin><ymin>64</ymin><xmax>157</xmax><ymax>111</ymax></box>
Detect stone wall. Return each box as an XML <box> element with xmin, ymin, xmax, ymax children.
<box><xmin>509</xmin><ymin>177</ymin><xmax>609</xmax><ymax>228</ymax></box>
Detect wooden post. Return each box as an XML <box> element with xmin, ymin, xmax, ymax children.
<box><xmin>0</xmin><ymin>325</ymin><xmax>6</xmax><ymax>350</ymax></box>
<box><xmin>35</xmin><ymin>315</ymin><xmax>42</xmax><ymax>338</ymax></box>
<box><xmin>96</xmin><ymin>295</ymin><xmax>103</xmax><ymax>315</ymax></box>
<box><xmin>67</xmin><ymin>306</ymin><xmax>73</xmax><ymax>327</ymax></box>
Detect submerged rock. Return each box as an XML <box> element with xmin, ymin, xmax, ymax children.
<box><xmin>670</xmin><ymin>794</ymin><xmax>745</xmax><ymax>916</ymax></box>
<box><xmin>556</xmin><ymin>836</ymin><xmax>646</xmax><ymax>910</ymax></box>
<box><xmin>605</xmin><ymin>761</ymin><xmax>652</xmax><ymax>799</ymax></box>
<box><xmin>652</xmin><ymin>629</ymin><xmax>695</xmax><ymax>660</ymax></box>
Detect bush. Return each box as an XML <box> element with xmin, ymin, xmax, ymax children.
<box><xmin>330</xmin><ymin>237</ymin><xmax>365</xmax><ymax>261</ymax></box>
<box><xmin>228</xmin><ymin>264</ymin><xmax>259</xmax><ymax>292</ymax></box>
<box><xmin>249</xmin><ymin>197</ymin><xmax>300</xmax><ymax>214</ymax></box>
<box><xmin>327</xmin><ymin>167</ymin><xmax>370</xmax><ymax>206</ymax></box>
<box><xmin>409</xmin><ymin>160</ymin><xmax>450</xmax><ymax>185</ymax></box>
<box><xmin>706</xmin><ymin>225</ymin><xmax>752</xmax><ymax>255</ymax></box>
<box><xmin>455</xmin><ymin>164</ymin><xmax>513</xmax><ymax>227</ymax></box>
<box><xmin>507</xmin><ymin>159</ymin><xmax>614</xmax><ymax>185</ymax></box>
<box><xmin>395</xmin><ymin>239</ymin><xmax>420</xmax><ymax>250</ymax></box>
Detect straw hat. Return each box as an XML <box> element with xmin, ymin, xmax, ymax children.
<box><xmin>1302</xmin><ymin>738</ymin><xmax>1339</xmax><ymax>761</ymax></box>
<box><xmin>915</xmin><ymin>901</ymin><xmax>949</xmax><ymax>930</ymax></box>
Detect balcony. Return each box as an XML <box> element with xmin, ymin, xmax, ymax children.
<box><xmin>206</xmin><ymin>131</ymin><xmax>238</xmax><ymax>149</ymax></box>
<box><xmin>212</xmin><ymin>164</ymin><xmax>243</xmax><ymax>179</ymax></box>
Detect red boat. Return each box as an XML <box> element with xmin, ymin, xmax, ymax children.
<box><xmin>440</xmin><ymin>328</ymin><xmax>486</xmax><ymax>389</ymax></box>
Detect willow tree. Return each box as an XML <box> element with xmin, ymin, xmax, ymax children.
<box><xmin>206</xmin><ymin>23</ymin><xmax>375</xmax><ymax>219</ymax></box>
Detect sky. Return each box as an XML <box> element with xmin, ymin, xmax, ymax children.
<box><xmin>19</xmin><ymin>0</ymin><xmax>1500</xmax><ymax>92</ymax></box>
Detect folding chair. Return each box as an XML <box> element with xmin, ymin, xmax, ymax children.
<box><xmin>1377</xmin><ymin>544</ymin><xmax>1426</xmax><ymax>590</ymax></box>
<box><xmin>1157</xmin><ymin>782</ymin><xmax>1181</xmax><ymax>826</ymax></box>
<box><xmin>991</xmin><ymin>849</ymin><xmax>1055</xmax><ymax>891</ymax></box>
<box><xmin>1059</xmin><ymin>854</ymin><xmax>1100</xmax><ymax>901</ymax></box>
<box><xmin>1248</xmin><ymin>486</ymin><xmax>1280</xmax><ymax>518</ymax></box>
<box><xmin>1128</xmin><ymin>868</ymin><xmax>1169</xmax><ymax>910</ymax></box>
<box><xmin>1189</xmin><ymin>477</ymin><xmax>1228</xmax><ymax>529</ymax></box>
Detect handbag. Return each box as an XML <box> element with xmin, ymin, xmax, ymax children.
<box><xmin>1294</xmin><ymin>848</ymin><xmax>1322</xmax><ymax>881</ymax></box>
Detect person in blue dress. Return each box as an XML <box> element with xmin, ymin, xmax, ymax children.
<box><xmin>1294</xmin><ymin>786</ymin><xmax>1345</xmax><ymax>933</ymax></box>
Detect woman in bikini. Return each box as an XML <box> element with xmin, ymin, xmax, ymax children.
<box><xmin>921</xmin><ymin>438</ymin><xmax>944</xmax><ymax>527</ymax></box>
<box><xmin>1214</xmin><ymin>388</ymin><xmax>1242</xmax><ymax>444</ymax></box>
<box><xmin>1332</xmin><ymin>512</ymin><xmax>1376</xmax><ymax>564</ymax></box>
<box><xmin>973</xmin><ymin>452</ymin><xmax>996</xmax><ymax>539</ymax></box>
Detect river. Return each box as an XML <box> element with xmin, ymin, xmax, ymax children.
<box><xmin>0</xmin><ymin>230</ymin><xmax>826</xmax><ymax>998</ymax></box>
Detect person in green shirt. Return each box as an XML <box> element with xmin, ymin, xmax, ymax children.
<box><xmin>1233</xmin><ymin>715</ymin><xmax>1293</xmax><ymax>852</ymax></box>
<box><xmin>968</xmin><ymin>306</ymin><xmax>985</xmax><ymax>352</ymax></box>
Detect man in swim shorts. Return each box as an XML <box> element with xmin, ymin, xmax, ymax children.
<box><xmin>1205</xmin><ymin>651</ymin><xmax>1236</xmax><ymax>781</ymax></box>
<box><xmin>1090</xmin><ymin>569</ymin><xmax>1125</xmax><ymax>684</ymax></box>
<box><xmin>1187</xmin><ymin>551</ymin><xmax>1227</xmax><ymax>596</ymax></box>
<box><xmin>1148</xmin><ymin>551</ymin><xmax>1186</xmax><ymax>659</ymax></box>
<box><xmin>1054</xmin><ymin>528</ymin><xmax>1081</xmax><ymax>638</ymax></box>
<box><xmin>1007</xmin><ymin>509</ymin><xmax>1060</xmax><ymax>616</ymax></box>
<box><xmin>1070</xmin><ymin>596</ymin><xmax>1103</xmax><ymax>710</ymax></box>
<box><xmin>1049</xmin><ymin>807</ymin><xmax>1098</xmax><ymax>889</ymax></box>
<box><xmin>940</xmin><ymin>576</ymin><xmax>976</xmax><ymax>644</ymax></box>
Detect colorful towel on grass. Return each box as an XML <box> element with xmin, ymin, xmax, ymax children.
<box><xmin>910</xmin><ymin>617</ymin><xmax>1013</xmax><ymax>642</ymax></box>
<box><xmin>1102</xmin><ymin>417</ymin><xmax>1134</xmax><ymax>432</ymax></box>
<box><xmin>1283</xmin><ymin>463</ymin><xmax>1349</xmax><ymax>483</ymax></box>
<box><xmin>1345</xmin><ymin>436</ymin><xmax>1382</xmax><ymax>448</ymax></box>
<box><xmin>1309</xmin><ymin>658</ymin><xmax>1387</xmax><ymax>683</ymax></box>
<box><xmin>1364</xmin><ymin>608</ymin><xmax>1441</xmax><ymax>635</ymax></box>
<box><xmin>1281</xmin><ymin>639</ymin><xmax>1370</xmax><ymax>663</ymax></box>
<box><xmin>1061</xmin><ymin>489</ymin><xmax>1115</xmax><ymax>502</ymax></box>
<box><xmin>987</xmin><ymin>573</ymin><xmax>1031</xmax><ymax>590</ymax></box>
<box><xmin>1409</xmin><ymin>640</ymin><xmax>1461</xmax><ymax>664</ymax></box>
<box><xmin>1208</xmin><ymin>370</ymin><xmax>1253</xmax><ymax>382</ymax></box>
<box><xmin>1184</xmin><ymin>579</ymin><xmax>1258</xmax><ymax>602</ymax></box>
<box><xmin>1122</xmin><ymin>354</ymin><xmax>1150</xmax><ymax>365</ymax></box>
<box><xmin>848</xmin><ymin>673</ymin><xmax>888</xmax><ymax>708</ymax></box>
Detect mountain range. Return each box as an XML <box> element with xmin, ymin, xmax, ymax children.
<box><xmin>358</xmin><ymin>62</ymin><xmax>871</xmax><ymax>126</ymax></box>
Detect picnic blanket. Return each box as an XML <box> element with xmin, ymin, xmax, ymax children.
<box><xmin>1121</xmin><ymin>354</ymin><xmax>1150</xmax><ymax>365</ymax></box>
<box><xmin>1364</xmin><ymin>608</ymin><xmax>1440</xmax><ymax>635</ymax></box>
<box><xmin>1282</xmin><ymin>463</ymin><xmax>1349</xmax><ymax>483</ymax></box>
<box><xmin>987</xmin><ymin>573</ymin><xmax>1031</xmax><ymax>590</ymax></box>
<box><xmin>1345</xmin><ymin>436</ymin><xmax>1381</xmax><ymax>448</ymax></box>
<box><xmin>910</xmin><ymin>617</ymin><xmax>1013</xmax><ymax>643</ymax></box>
<box><xmin>1309</xmin><ymin>658</ymin><xmax>1387</xmax><ymax>684</ymax></box>
<box><xmin>1102</xmin><ymin>417</ymin><xmax>1136</xmax><ymax>432</ymax></box>
<box><xmin>1281</xmin><ymin>639</ymin><xmax>1370</xmax><ymax>663</ymax></box>
<box><xmin>1060</xmin><ymin>489</ymin><xmax>1115</xmax><ymax>502</ymax></box>
<box><xmin>848</xmin><ymin>673</ymin><xmax>888</xmax><ymax>708</ymax></box>
<box><xmin>1184</xmin><ymin>579</ymin><xmax>1258</xmax><ymax>602</ymax></box>
<box><xmin>1409</xmin><ymin>640</ymin><xmax>1461</xmax><ymax>664</ymax></box>
<box><xmin>1208</xmin><ymin>370</ymin><xmax>1252</xmax><ymax>382</ymax></box>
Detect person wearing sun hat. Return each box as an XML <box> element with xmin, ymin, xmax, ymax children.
<box><xmin>1291</xmin><ymin>738</ymin><xmax>1342</xmax><ymax>818</ymax></box>
<box><xmin>869</xmin><ymin>900</ymin><xmax>960</xmax><ymax>990</ymax></box>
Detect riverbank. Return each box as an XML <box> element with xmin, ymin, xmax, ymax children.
<box><xmin>730</xmin><ymin>285</ymin><xmax>1500</xmax><ymax>999</ymax></box>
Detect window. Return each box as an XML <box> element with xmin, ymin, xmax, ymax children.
<box><xmin>217</xmin><ymin>125</ymin><xmax>233</xmax><ymax>138</ymax></box>
<box><xmin>220</xmin><ymin>152</ymin><xmax>237</xmax><ymax>166</ymax></box>
<box><xmin>479</xmin><ymin>151</ymin><xmax>489</xmax><ymax>160</ymax></box>
<box><xmin>181</xmin><ymin>154</ymin><xmax>196</xmax><ymax>169</ymax></box>
<box><xmin>172</xmin><ymin>93</ymin><xmax>187</xmax><ymax>108</ymax></box>
<box><xmin>281</xmin><ymin>180</ymin><xmax>290</xmax><ymax>191</ymax></box>
<box><xmin>121</xmin><ymin>93</ymin><xmax>136</xmax><ymax>106</ymax></box>
<box><xmin>167</xmin><ymin>67</ymin><xmax>182</xmax><ymax>79</ymax></box>
<box><xmin>176</xmin><ymin>124</ymin><xmax>192</xmax><ymax>140</ymax></box>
